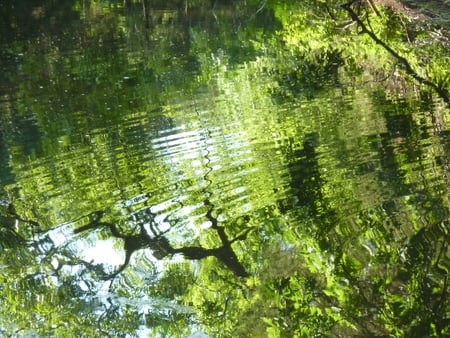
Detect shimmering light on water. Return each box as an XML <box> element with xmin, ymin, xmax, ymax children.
<box><xmin>81</xmin><ymin>239</ymin><xmax>124</xmax><ymax>265</ymax></box>
<box><xmin>1</xmin><ymin>0</ymin><xmax>449</xmax><ymax>336</ymax></box>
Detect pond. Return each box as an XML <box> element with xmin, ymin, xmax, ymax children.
<box><xmin>1</xmin><ymin>0</ymin><xmax>449</xmax><ymax>336</ymax></box>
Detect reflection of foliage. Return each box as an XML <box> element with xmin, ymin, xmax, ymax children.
<box><xmin>74</xmin><ymin>202</ymin><xmax>252</xmax><ymax>279</ymax></box>
<box><xmin>1</xmin><ymin>0</ymin><xmax>450</xmax><ymax>337</ymax></box>
<box><xmin>271</xmin><ymin>48</ymin><xmax>343</xmax><ymax>99</ymax></box>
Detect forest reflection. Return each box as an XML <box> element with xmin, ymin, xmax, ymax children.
<box><xmin>1</xmin><ymin>0</ymin><xmax>449</xmax><ymax>336</ymax></box>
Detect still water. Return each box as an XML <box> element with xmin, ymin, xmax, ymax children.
<box><xmin>1</xmin><ymin>1</ymin><xmax>449</xmax><ymax>337</ymax></box>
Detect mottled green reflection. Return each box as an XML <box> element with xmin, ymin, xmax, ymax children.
<box><xmin>1</xmin><ymin>0</ymin><xmax>449</xmax><ymax>337</ymax></box>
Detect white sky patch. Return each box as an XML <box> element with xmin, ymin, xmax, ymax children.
<box><xmin>81</xmin><ymin>239</ymin><xmax>124</xmax><ymax>265</ymax></box>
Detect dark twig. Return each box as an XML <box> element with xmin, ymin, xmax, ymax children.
<box><xmin>339</xmin><ymin>0</ymin><xmax>450</xmax><ymax>104</ymax></box>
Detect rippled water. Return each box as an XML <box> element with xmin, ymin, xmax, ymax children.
<box><xmin>1</xmin><ymin>1</ymin><xmax>449</xmax><ymax>336</ymax></box>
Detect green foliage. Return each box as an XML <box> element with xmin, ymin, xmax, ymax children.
<box><xmin>1</xmin><ymin>0</ymin><xmax>450</xmax><ymax>336</ymax></box>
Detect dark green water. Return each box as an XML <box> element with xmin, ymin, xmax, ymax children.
<box><xmin>1</xmin><ymin>1</ymin><xmax>449</xmax><ymax>337</ymax></box>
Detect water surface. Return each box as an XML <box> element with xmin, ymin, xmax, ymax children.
<box><xmin>1</xmin><ymin>0</ymin><xmax>449</xmax><ymax>336</ymax></box>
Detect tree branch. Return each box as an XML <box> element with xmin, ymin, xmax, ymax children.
<box><xmin>339</xmin><ymin>1</ymin><xmax>449</xmax><ymax>104</ymax></box>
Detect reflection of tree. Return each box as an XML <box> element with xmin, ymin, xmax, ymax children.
<box><xmin>403</xmin><ymin>221</ymin><xmax>450</xmax><ymax>335</ymax></box>
<box><xmin>173</xmin><ymin>198</ymin><xmax>252</xmax><ymax>277</ymax></box>
<box><xmin>285</xmin><ymin>133</ymin><xmax>323</xmax><ymax>214</ymax></box>
<box><xmin>74</xmin><ymin>201</ymin><xmax>252</xmax><ymax>278</ymax></box>
<box><xmin>74</xmin><ymin>213</ymin><xmax>168</xmax><ymax>279</ymax></box>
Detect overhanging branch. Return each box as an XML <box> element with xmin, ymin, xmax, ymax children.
<box><xmin>339</xmin><ymin>0</ymin><xmax>449</xmax><ymax>105</ymax></box>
